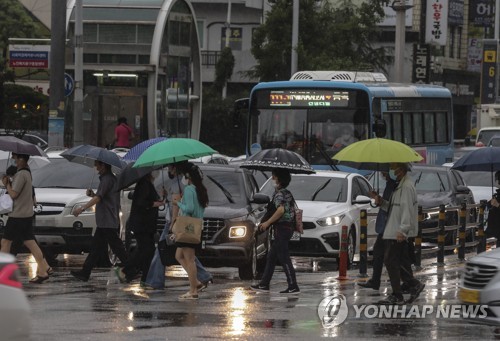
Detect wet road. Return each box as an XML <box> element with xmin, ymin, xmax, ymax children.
<box><xmin>18</xmin><ymin>251</ymin><xmax>500</xmax><ymax>340</ymax></box>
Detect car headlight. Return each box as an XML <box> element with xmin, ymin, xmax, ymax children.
<box><xmin>317</xmin><ymin>214</ymin><xmax>345</xmax><ymax>227</ymax></box>
<box><xmin>229</xmin><ymin>225</ymin><xmax>247</xmax><ymax>238</ymax></box>
<box><xmin>70</xmin><ymin>203</ymin><xmax>95</xmax><ymax>215</ymax></box>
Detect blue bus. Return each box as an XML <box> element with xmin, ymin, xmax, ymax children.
<box><xmin>235</xmin><ymin>71</ymin><xmax>454</xmax><ymax>168</ymax></box>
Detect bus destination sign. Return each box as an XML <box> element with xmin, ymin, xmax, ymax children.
<box><xmin>269</xmin><ymin>90</ymin><xmax>349</xmax><ymax>107</ymax></box>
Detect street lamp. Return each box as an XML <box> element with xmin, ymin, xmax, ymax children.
<box><xmin>391</xmin><ymin>0</ymin><xmax>413</xmax><ymax>82</ymax></box>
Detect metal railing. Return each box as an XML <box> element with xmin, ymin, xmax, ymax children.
<box><xmin>357</xmin><ymin>200</ymin><xmax>495</xmax><ymax>277</ymax></box>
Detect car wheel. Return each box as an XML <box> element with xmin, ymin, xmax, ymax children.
<box><xmin>238</xmin><ymin>242</ymin><xmax>258</xmax><ymax>280</ymax></box>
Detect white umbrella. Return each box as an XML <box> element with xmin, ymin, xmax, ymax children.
<box><xmin>0</xmin><ymin>150</ymin><xmax>50</xmax><ymax>172</ymax></box>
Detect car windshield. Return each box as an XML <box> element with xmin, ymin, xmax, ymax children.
<box><xmin>410</xmin><ymin>169</ymin><xmax>450</xmax><ymax>192</ymax></box>
<box><xmin>262</xmin><ymin>175</ymin><xmax>348</xmax><ymax>202</ymax></box>
<box><xmin>459</xmin><ymin>171</ymin><xmax>494</xmax><ymax>187</ymax></box>
<box><xmin>32</xmin><ymin>158</ymin><xmax>100</xmax><ymax>189</ymax></box>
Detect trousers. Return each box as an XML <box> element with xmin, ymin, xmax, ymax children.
<box><xmin>145</xmin><ymin>222</ymin><xmax>212</xmax><ymax>289</ymax></box>
<box><xmin>383</xmin><ymin>239</ymin><xmax>419</xmax><ymax>295</ymax></box>
<box><xmin>82</xmin><ymin>227</ymin><xmax>128</xmax><ymax>276</ymax></box>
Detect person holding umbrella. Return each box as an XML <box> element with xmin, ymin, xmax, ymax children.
<box><xmin>70</xmin><ymin>160</ymin><xmax>128</xmax><ymax>281</ymax></box>
<box><xmin>0</xmin><ymin>153</ymin><xmax>51</xmax><ymax>283</ymax></box>
<box><xmin>250</xmin><ymin>168</ymin><xmax>300</xmax><ymax>294</ymax></box>
<box><xmin>114</xmin><ymin>171</ymin><xmax>165</xmax><ymax>284</ymax></box>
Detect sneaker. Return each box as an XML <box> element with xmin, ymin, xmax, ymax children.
<box><xmin>378</xmin><ymin>294</ymin><xmax>404</xmax><ymax>305</ymax></box>
<box><xmin>406</xmin><ymin>282</ymin><xmax>425</xmax><ymax>303</ymax></box>
<box><xmin>250</xmin><ymin>284</ymin><xmax>270</xmax><ymax>292</ymax></box>
<box><xmin>401</xmin><ymin>282</ymin><xmax>411</xmax><ymax>294</ymax></box>
<box><xmin>279</xmin><ymin>287</ymin><xmax>300</xmax><ymax>294</ymax></box>
<box><xmin>113</xmin><ymin>267</ymin><xmax>127</xmax><ymax>283</ymax></box>
<box><xmin>70</xmin><ymin>270</ymin><xmax>89</xmax><ymax>282</ymax></box>
<box><xmin>178</xmin><ymin>292</ymin><xmax>199</xmax><ymax>300</ymax></box>
<box><xmin>357</xmin><ymin>280</ymin><xmax>380</xmax><ymax>290</ymax></box>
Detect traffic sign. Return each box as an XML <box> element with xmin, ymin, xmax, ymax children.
<box><xmin>64</xmin><ymin>73</ymin><xmax>74</xmax><ymax>97</ymax></box>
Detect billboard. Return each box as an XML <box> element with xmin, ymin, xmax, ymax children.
<box><xmin>9</xmin><ymin>44</ymin><xmax>50</xmax><ymax>68</ymax></box>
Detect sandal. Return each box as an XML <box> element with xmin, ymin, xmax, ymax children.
<box><xmin>47</xmin><ymin>267</ymin><xmax>54</xmax><ymax>276</ymax></box>
<box><xmin>29</xmin><ymin>275</ymin><xmax>49</xmax><ymax>284</ymax></box>
<box><xmin>179</xmin><ymin>292</ymin><xmax>198</xmax><ymax>300</ymax></box>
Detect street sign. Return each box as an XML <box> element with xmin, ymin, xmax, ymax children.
<box><xmin>64</xmin><ymin>73</ymin><xmax>74</xmax><ymax>97</ymax></box>
<box><xmin>9</xmin><ymin>44</ymin><xmax>50</xmax><ymax>68</ymax></box>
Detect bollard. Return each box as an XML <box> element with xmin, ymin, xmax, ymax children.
<box><xmin>337</xmin><ymin>225</ymin><xmax>349</xmax><ymax>280</ymax></box>
<box><xmin>478</xmin><ymin>200</ymin><xmax>486</xmax><ymax>253</ymax></box>
<box><xmin>458</xmin><ymin>202</ymin><xmax>466</xmax><ymax>261</ymax></box>
<box><xmin>437</xmin><ymin>204</ymin><xmax>446</xmax><ymax>265</ymax></box>
<box><xmin>414</xmin><ymin>206</ymin><xmax>423</xmax><ymax>269</ymax></box>
<box><xmin>358</xmin><ymin>210</ymin><xmax>368</xmax><ymax>278</ymax></box>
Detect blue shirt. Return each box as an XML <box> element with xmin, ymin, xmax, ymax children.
<box><xmin>375</xmin><ymin>178</ymin><xmax>397</xmax><ymax>235</ymax></box>
<box><xmin>177</xmin><ymin>184</ymin><xmax>205</xmax><ymax>219</ymax></box>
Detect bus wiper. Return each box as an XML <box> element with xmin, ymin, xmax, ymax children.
<box><xmin>206</xmin><ymin>175</ymin><xmax>235</xmax><ymax>203</ymax></box>
<box><xmin>315</xmin><ymin>141</ymin><xmax>338</xmax><ymax>171</ymax></box>
<box><xmin>414</xmin><ymin>172</ymin><xmax>423</xmax><ymax>185</ymax></box>
<box><xmin>311</xmin><ymin>179</ymin><xmax>331</xmax><ymax>201</ymax></box>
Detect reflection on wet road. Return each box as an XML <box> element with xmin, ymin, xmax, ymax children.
<box><xmin>17</xmin><ymin>253</ymin><xmax>500</xmax><ymax>340</ymax></box>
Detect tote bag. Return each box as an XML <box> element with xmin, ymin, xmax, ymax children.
<box><xmin>0</xmin><ymin>191</ymin><xmax>13</xmax><ymax>215</ymax></box>
<box><xmin>172</xmin><ymin>216</ymin><xmax>203</xmax><ymax>244</ymax></box>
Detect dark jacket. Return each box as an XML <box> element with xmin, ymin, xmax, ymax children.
<box><xmin>128</xmin><ymin>176</ymin><xmax>159</xmax><ymax>234</ymax></box>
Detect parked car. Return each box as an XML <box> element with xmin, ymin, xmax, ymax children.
<box><xmin>368</xmin><ymin>164</ymin><xmax>476</xmax><ymax>245</ymax></box>
<box><xmin>476</xmin><ymin>127</ymin><xmax>500</xmax><ymax>147</ymax></box>
<box><xmin>443</xmin><ymin>162</ymin><xmax>493</xmax><ymax>204</ymax></box>
<box><xmin>488</xmin><ymin>135</ymin><xmax>500</xmax><ymax>147</ymax></box>
<box><xmin>146</xmin><ymin>164</ymin><xmax>270</xmax><ymax>280</ymax></box>
<box><xmin>459</xmin><ymin>248</ymin><xmax>500</xmax><ymax>325</ymax></box>
<box><xmin>0</xmin><ymin>151</ymin><xmax>132</xmax><ymax>264</ymax></box>
<box><xmin>190</xmin><ymin>153</ymin><xmax>230</xmax><ymax>165</ymax></box>
<box><xmin>0</xmin><ymin>252</ymin><xmax>31</xmax><ymax>340</ymax></box>
<box><xmin>260</xmin><ymin>170</ymin><xmax>378</xmax><ymax>266</ymax></box>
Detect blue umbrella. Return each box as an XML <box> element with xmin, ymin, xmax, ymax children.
<box><xmin>123</xmin><ymin>137</ymin><xmax>167</xmax><ymax>162</ymax></box>
<box><xmin>451</xmin><ymin>147</ymin><xmax>500</xmax><ymax>195</ymax></box>
<box><xmin>61</xmin><ymin>145</ymin><xmax>126</xmax><ymax>171</ymax></box>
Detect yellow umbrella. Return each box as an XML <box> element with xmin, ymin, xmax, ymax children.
<box><xmin>332</xmin><ymin>138</ymin><xmax>423</xmax><ymax>170</ymax></box>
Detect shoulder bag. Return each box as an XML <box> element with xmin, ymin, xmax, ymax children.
<box><xmin>172</xmin><ymin>215</ymin><xmax>203</xmax><ymax>244</ymax></box>
<box><xmin>293</xmin><ymin>199</ymin><xmax>303</xmax><ymax>234</ymax></box>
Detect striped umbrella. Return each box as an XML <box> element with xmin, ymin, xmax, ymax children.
<box><xmin>122</xmin><ymin>137</ymin><xmax>167</xmax><ymax>162</ymax></box>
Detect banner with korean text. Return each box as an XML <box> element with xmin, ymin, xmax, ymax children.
<box><xmin>9</xmin><ymin>45</ymin><xmax>50</xmax><ymax>69</ymax></box>
<box><xmin>425</xmin><ymin>0</ymin><xmax>449</xmax><ymax>46</ymax></box>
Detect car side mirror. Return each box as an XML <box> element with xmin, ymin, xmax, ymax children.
<box><xmin>251</xmin><ymin>193</ymin><xmax>270</xmax><ymax>204</ymax></box>
<box><xmin>353</xmin><ymin>195</ymin><xmax>371</xmax><ymax>205</ymax></box>
<box><xmin>456</xmin><ymin>185</ymin><xmax>471</xmax><ymax>194</ymax></box>
<box><xmin>127</xmin><ymin>190</ymin><xmax>134</xmax><ymax>200</ymax></box>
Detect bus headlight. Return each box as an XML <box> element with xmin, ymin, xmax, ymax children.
<box><xmin>229</xmin><ymin>226</ymin><xmax>247</xmax><ymax>238</ymax></box>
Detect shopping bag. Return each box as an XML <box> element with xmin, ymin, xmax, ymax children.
<box><xmin>293</xmin><ymin>199</ymin><xmax>303</xmax><ymax>234</ymax></box>
<box><xmin>0</xmin><ymin>193</ymin><xmax>13</xmax><ymax>215</ymax></box>
<box><xmin>171</xmin><ymin>216</ymin><xmax>203</xmax><ymax>244</ymax></box>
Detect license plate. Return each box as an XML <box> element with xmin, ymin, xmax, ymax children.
<box><xmin>290</xmin><ymin>231</ymin><xmax>301</xmax><ymax>241</ymax></box>
<box><xmin>458</xmin><ymin>287</ymin><xmax>480</xmax><ymax>304</ymax></box>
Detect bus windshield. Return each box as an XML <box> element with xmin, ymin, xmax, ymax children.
<box><xmin>249</xmin><ymin>88</ymin><xmax>371</xmax><ymax>165</ymax></box>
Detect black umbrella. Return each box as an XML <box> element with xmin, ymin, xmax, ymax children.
<box><xmin>240</xmin><ymin>148</ymin><xmax>315</xmax><ymax>174</ymax></box>
<box><xmin>0</xmin><ymin>136</ymin><xmax>46</xmax><ymax>156</ymax></box>
<box><xmin>116</xmin><ymin>162</ymin><xmax>159</xmax><ymax>191</ymax></box>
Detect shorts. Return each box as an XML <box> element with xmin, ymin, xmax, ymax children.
<box><xmin>175</xmin><ymin>241</ymin><xmax>201</xmax><ymax>250</ymax></box>
<box><xmin>3</xmin><ymin>217</ymin><xmax>35</xmax><ymax>241</ymax></box>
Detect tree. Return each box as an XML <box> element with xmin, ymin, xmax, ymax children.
<box><xmin>214</xmin><ymin>46</ymin><xmax>235</xmax><ymax>91</ymax></box>
<box><xmin>0</xmin><ymin>0</ymin><xmax>48</xmax><ymax>126</ymax></box>
<box><xmin>248</xmin><ymin>0</ymin><xmax>391</xmax><ymax>81</ymax></box>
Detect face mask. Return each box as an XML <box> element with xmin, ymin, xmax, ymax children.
<box><xmin>151</xmin><ymin>170</ymin><xmax>159</xmax><ymax>179</ymax></box>
<box><xmin>389</xmin><ymin>169</ymin><xmax>397</xmax><ymax>181</ymax></box>
<box><xmin>10</xmin><ymin>159</ymin><xmax>16</xmax><ymax>167</ymax></box>
<box><xmin>181</xmin><ymin>176</ymin><xmax>189</xmax><ymax>186</ymax></box>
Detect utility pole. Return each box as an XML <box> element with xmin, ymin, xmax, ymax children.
<box><xmin>73</xmin><ymin>0</ymin><xmax>84</xmax><ymax>146</ymax></box>
<box><xmin>48</xmin><ymin>0</ymin><xmax>66</xmax><ymax>147</ymax></box>
<box><xmin>291</xmin><ymin>0</ymin><xmax>299</xmax><ymax>76</ymax></box>
<box><xmin>222</xmin><ymin>0</ymin><xmax>231</xmax><ymax>99</ymax></box>
<box><xmin>392</xmin><ymin>0</ymin><xmax>412</xmax><ymax>83</ymax></box>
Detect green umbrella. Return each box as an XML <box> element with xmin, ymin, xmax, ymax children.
<box><xmin>332</xmin><ymin>138</ymin><xmax>423</xmax><ymax>171</ymax></box>
<box><xmin>133</xmin><ymin>138</ymin><xmax>216</xmax><ymax>168</ymax></box>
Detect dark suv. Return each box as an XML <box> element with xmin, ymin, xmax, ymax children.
<box><xmin>149</xmin><ymin>164</ymin><xmax>271</xmax><ymax>280</ymax></box>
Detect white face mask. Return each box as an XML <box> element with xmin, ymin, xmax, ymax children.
<box><xmin>151</xmin><ymin>170</ymin><xmax>159</xmax><ymax>179</ymax></box>
<box><xmin>181</xmin><ymin>176</ymin><xmax>189</xmax><ymax>186</ymax></box>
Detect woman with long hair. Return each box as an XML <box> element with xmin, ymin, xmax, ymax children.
<box><xmin>173</xmin><ymin>162</ymin><xmax>209</xmax><ymax>300</ymax></box>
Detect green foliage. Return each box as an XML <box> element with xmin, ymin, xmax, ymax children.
<box><xmin>3</xmin><ymin>84</ymin><xmax>48</xmax><ymax>132</ymax></box>
<box><xmin>247</xmin><ymin>0</ymin><xmax>390</xmax><ymax>81</ymax></box>
<box><xmin>0</xmin><ymin>0</ymin><xmax>49</xmax><ymax>125</ymax></box>
<box><xmin>214</xmin><ymin>47</ymin><xmax>235</xmax><ymax>90</ymax></box>
<box><xmin>199</xmin><ymin>86</ymin><xmax>246</xmax><ymax>156</ymax></box>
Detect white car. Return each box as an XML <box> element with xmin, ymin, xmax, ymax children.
<box><xmin>260</xmin><ymin>171</ymin><xmax>377</xmax><ymax>265</ymax></box>
<box><xmin>0</xmin><ymin>252</ymin><xmax>31</xmax><ymax>340</ymax></box>
<box><xmin>459</xmin><ymin>248</ymin><xmax>500</xmax><ymax>325</ymax></box>
<box><xmin>0</xmin><ymin>151</ymin><xmax>131</xmax><ymax>264</ymax></box>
